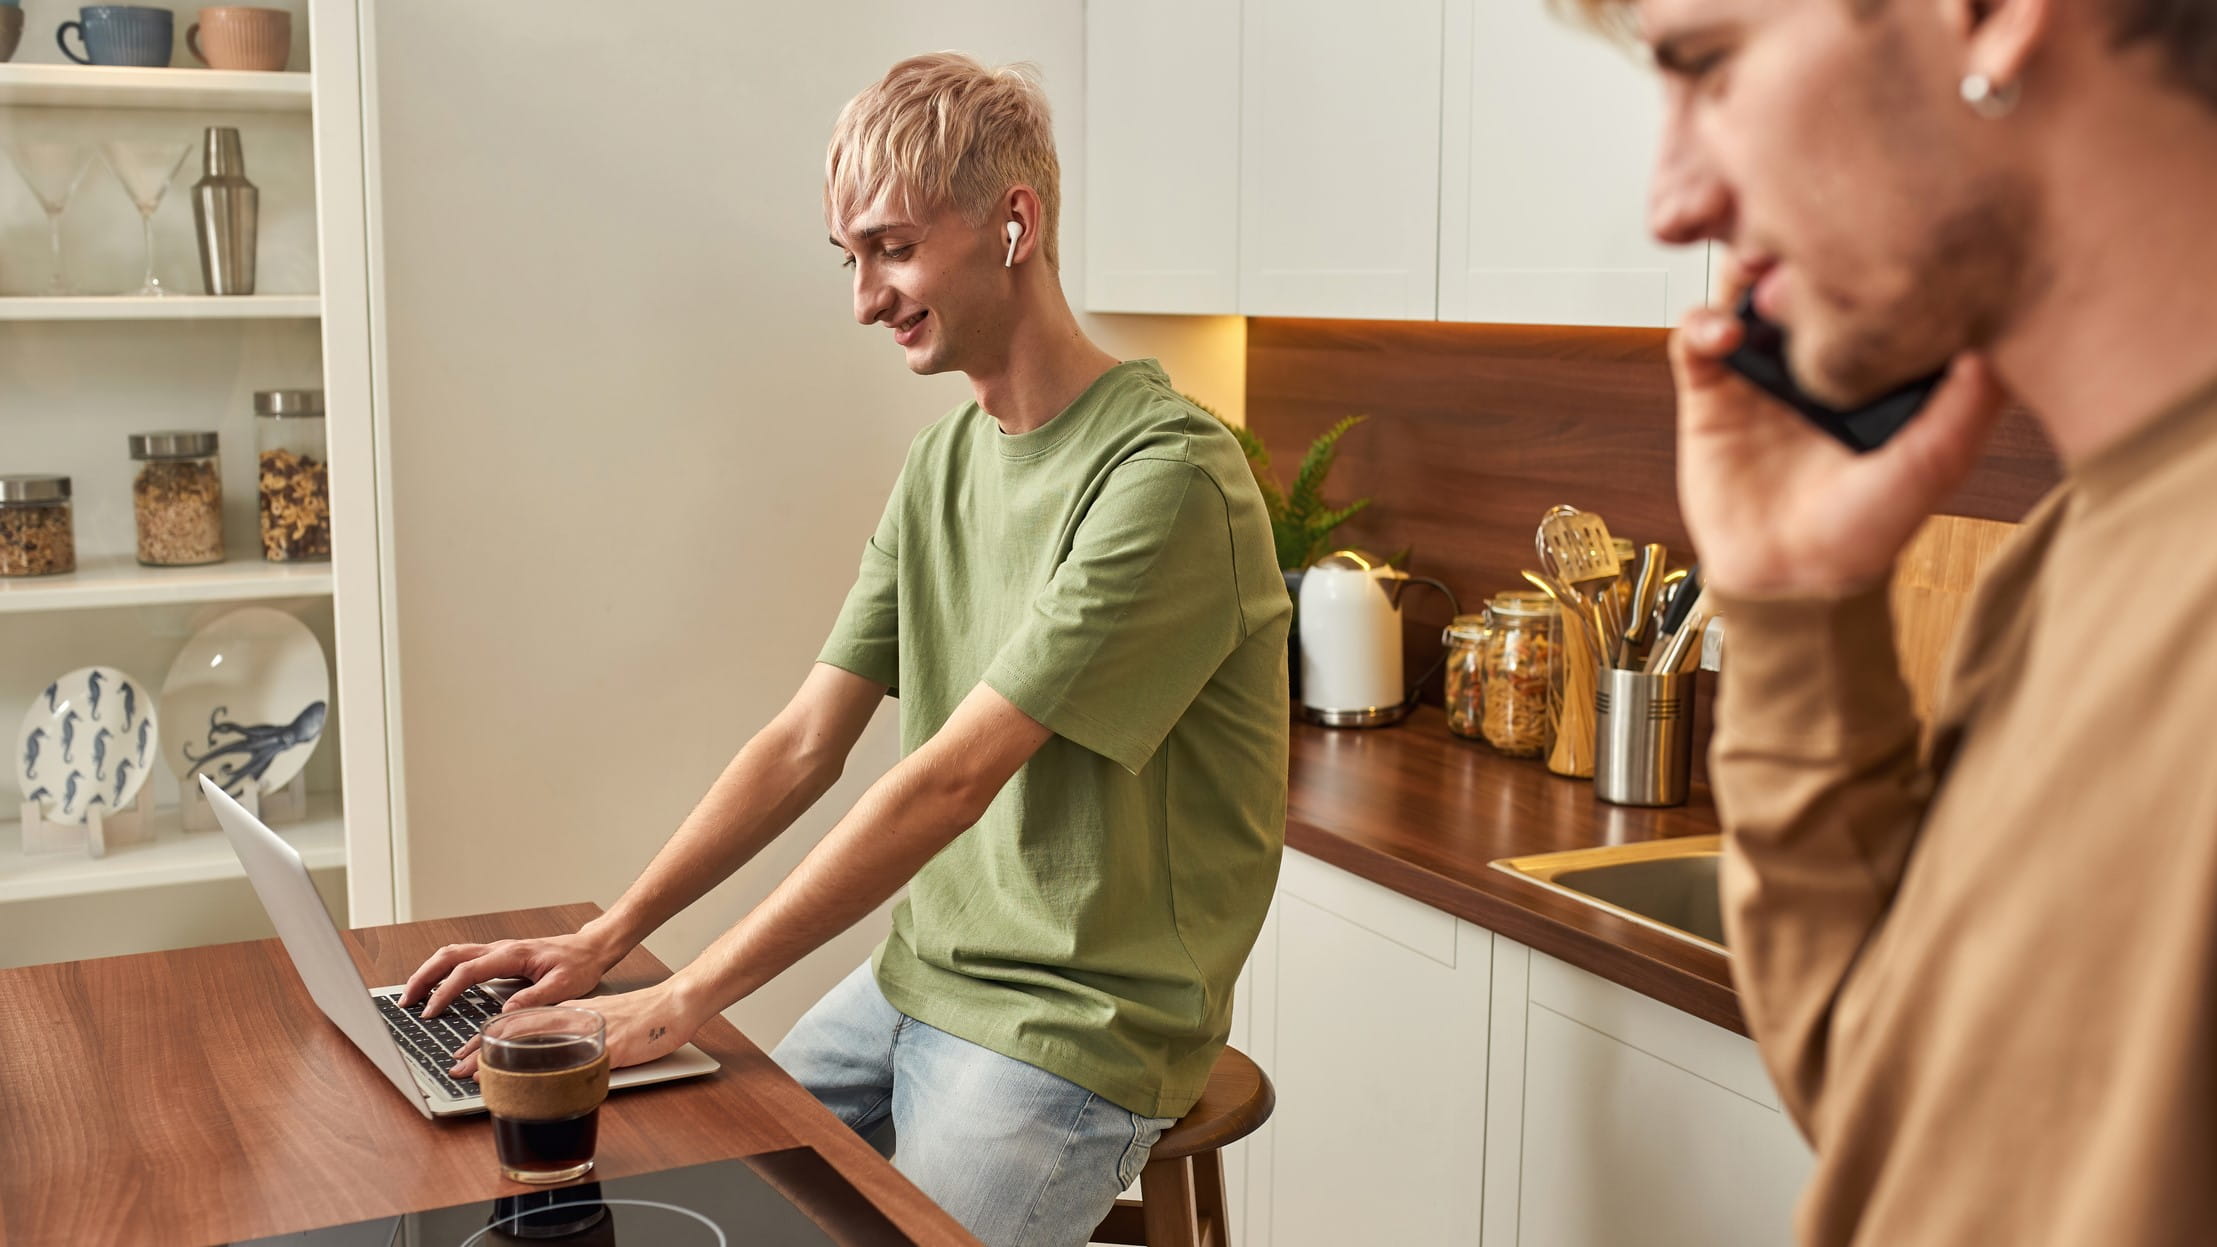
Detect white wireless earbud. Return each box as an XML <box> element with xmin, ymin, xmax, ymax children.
<box><xmin>1004</xmin><ymin>221</ymin><xmax>1021</xmax><ymax>268</ymax></box>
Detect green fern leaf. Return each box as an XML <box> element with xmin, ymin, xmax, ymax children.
<box><xmin>1312</xmin><ymin>498</ymin><xmax>1372</xmax><ymax>533</ymax></box>
<box><xmin>1297</xmin><ymin>499</ymin><xmax>1372</xmax><ymax>567</ymax></box>
<box><xmin>1198</xmin><ymin>399</ymin><xmax>1290</xmax><ymax>523</ymax></box>
<box><xmin>1290</xmin><ymin>415</ymin><xmax>1366</xmax><ymax>513</ymax></box>
<box><xmin>1194</xmin><ymin>397</ymin><xmax>1374</xmax><ymax>572</ymax></box>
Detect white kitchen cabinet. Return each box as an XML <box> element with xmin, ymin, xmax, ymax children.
<box><xmin>1482</xmin><ymin>937</ymin><xmax>1813</xmax><ymax>1247</ymax></box>
<box><xmin>1242</xmin><ymin>850</ymin><xmax>1489</xmax><ymax>1246</ymax></box>
<box><xmin>1083</xmin><ymin>0</ymin><xmax>1242</xmax><ymax>313</ymax></box>
<box><xmin>1085</xmin><ymin>0</ymin><xmax>1700</xmax><ymax>327</ymax></box>
<box><xmin>1437</xmin><ymin>0</ymin><xmax>1710</xmax><ymax>327</ymax></box>
<box><xmin>1237</xmin><ymin>0</ymin><xmax>1445</xmax><ymax>320</ymax></box>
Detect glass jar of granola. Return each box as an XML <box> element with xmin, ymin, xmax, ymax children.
<box><xmin>255</xmin><ymin>389</ymin><xmax>330</xmax><ymax>563</ymax></box>
<box><xmin>1443</xmin><ymin>615</ymin><xmax>1488</xmax><ymax>740</ymax></box>
<box><xmin>0</xmin><ymin>475</ymin><xmax>75</xmax><ymax>578</ymax></box>
<box><xmin>1476</xmin><ymin>590</ymin><xmax>1558</xmax><ymax>759</ymax></box>
<box><xmin>129</xmin><ymin>431</ymin><xmax>225</xmax><ymax>566</ymax></box>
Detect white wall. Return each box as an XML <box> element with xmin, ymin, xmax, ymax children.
<box><xmin>370</xmin><ymin>1</ymin><xmax>1245</xmax><ymax>1045</ymax></box>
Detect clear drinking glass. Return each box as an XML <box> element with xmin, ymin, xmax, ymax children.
<box><xmin>5</xmin><ymin>144</ymin><xmax>92</xmax><ymax>295</ymax></box>
<box><xmin>99</xmin><ymin>141</ymin><xmax>193</xmax><ymax>297</ymax></box>
<box><xmin>478</xmin><ymin>1007</ymin><xmax>610</xmax><ymax>1185</ymax></box>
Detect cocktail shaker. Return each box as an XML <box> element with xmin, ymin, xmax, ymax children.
<box><xmin>191</xmin><ymin>127</ymin><xmax>258</xmax><ymax>296</ymax></box>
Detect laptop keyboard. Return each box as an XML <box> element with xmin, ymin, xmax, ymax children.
<box><xmin>375</xmin><ymin>985</ymin><xmax>503</xmax><ymax>1100</ymax></box>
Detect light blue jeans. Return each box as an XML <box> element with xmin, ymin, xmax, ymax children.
<box><xmin>772</xmin><ymin>961</ymin><xmax>1177</xmax><ymax>1247</ymax></box>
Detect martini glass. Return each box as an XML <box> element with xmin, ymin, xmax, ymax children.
<box><xmin>5</xmin><ymin>144</ymin><xmax>92</xmax><ymax>296</ymax></box>
<box><xmin>100</xmin><ymin>140</ymin><xmax>193</xmax><ymax>297</ymax></box>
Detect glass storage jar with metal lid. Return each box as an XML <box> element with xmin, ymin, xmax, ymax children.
<box><xmin>256</xmin><ymin>388</ymin><xmax>330</xmax><ymax>563</ymax></box>
<box><xmin>1443</xmin><ymin>615</ymin><xmax>1489</xmax><ymax>739</ymax></box>
<box><xmin>1476</xmin><ymin>590</ymin><xmax>1560</xmax><ymax>758</ymax></box>
<box><xmin>0</xmin><ymin>475</ymin><xmax>75</xmax><ymax>577</ymax></box>
<box><xmin>129</xmin><ymin>430</ymin><xmax>224</xmax><ymax>567</ymax></box>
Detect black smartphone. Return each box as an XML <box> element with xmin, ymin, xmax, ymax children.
<box><xmin>1721</xmin><ymin>289</ymin><xmax>1944</xmax><ymax>453</ymax></box>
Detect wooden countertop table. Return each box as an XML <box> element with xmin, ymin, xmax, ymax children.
<box><xmin>1285</xmin><ymin>706</ymin><xmax>1743</xmax><ymax>1033</ymax></box>
<box><xmin>0</xmin><ymin>902</ymin><xmax>980</xmax><ymax>1247</ymax></box>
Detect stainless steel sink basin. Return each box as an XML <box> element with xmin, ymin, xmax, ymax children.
<box><xmin>1491</xmin><ymin>836</ymin><xmax>1727</xmax><ymax>954</ymax></box>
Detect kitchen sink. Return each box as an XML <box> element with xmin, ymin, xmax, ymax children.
<box><xmin>1490</xmin><ymin>836</ymin><xmax>1727</xmax><ymax>954</ymax></box>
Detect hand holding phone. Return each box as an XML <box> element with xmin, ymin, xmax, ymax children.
<box><xmin>1721</xmin><ymin>289</ymin><xmax>1945</xmax><ymax>453</ymax></box>
<box><xmin>1669</xmin><ymin>286</ymin><xmax>2006</xmax><ymax>600</ymax></box>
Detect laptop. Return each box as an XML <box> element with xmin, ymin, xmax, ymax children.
<box><xmin>202</xmin><ymin>774</ymin><xmax>721</xmax><ymax>1119</ymax></box>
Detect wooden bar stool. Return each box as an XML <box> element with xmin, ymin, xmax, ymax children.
<box><xmin>1091</xmin><ymin>1046</ymin><xmax>1275</xmax><ymax>1247</ymax></box>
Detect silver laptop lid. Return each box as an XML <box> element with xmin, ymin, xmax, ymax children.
<box><xmin>201</xmin><ymin>775</ymin><xmax>433</xmax><ymax>1118</ymax></box>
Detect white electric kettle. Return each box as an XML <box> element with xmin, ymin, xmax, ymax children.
<box><xmin>1298</xmin><ymin>550</ymin><xmax>1460</xmax><ymax>727</ymax></box>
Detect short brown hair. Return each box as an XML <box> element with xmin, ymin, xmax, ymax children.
<box><xmin>825</xmin><ymin>52</ymin><xmax>1064</xmax><ymax>267</ymax></box>
<box><xmin>2111</xmin><ymin>0</ymin><xmax>2217</xmax><ymax>108</ymax></box>
<box><xmin>1555</xmin><ymin>0</ymin><xmax>2217</xmax><ymax>110</ymax></box>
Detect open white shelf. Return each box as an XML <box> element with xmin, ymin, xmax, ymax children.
<box><xmin>0</xmin><ymin>63</ymin><xmax>312</xmax><ymax>112</ymax></box>
<box><xmin>0</xmin><ymin>295</ymin><xmax>321</xmax><ymax>321</ymax></box>
<box><xmin>0</xmin><ymin>555</ymin><xmax>334</xmax><ymax>615</ymax></box>
<box><xmin>0</xmin><ymin>790</ymin><xmax>342</xmax><ymax>903</ymax></box>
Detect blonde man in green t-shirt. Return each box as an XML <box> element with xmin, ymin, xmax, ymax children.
<box><xmin>401</xmin><ymin>52</ymin><xmax>1290</xmax><ymax>1247</ymax></box>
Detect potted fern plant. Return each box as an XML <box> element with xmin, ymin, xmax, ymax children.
<box><xmin>1199</xmin><ymin>404</ymin><xmax>1375</xmax><ymax>698</ymax></box>
<box><xmin>1220</xmin><ymin>413</ymin><xmax>1373</xmax><ymax>579</ymax></box>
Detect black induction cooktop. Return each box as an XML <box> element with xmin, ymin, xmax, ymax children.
<box><xmin>233</xmin><ymin>1149</ymin><xmax>917</xmax><ymax>1247</ymax></box>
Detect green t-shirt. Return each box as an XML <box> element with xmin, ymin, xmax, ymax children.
<box><xmin>817</xmin><ymin>359</ymin><xmax>1290</xmax><ymax>1117</ymax></box>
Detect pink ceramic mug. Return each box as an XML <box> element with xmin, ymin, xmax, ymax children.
<box><xmin>186</xmin><ymin>6</ymin><xmax>289</xmax><ymax>72</ymax></box>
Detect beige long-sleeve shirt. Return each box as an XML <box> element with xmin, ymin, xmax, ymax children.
<box><xmin>1713</xmin><ymin>377</ymin><xmax>2217</xmax><ymax>1246</ymax></box>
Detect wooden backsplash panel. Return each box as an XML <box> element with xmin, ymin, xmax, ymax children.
<box><xmin>1245</xmin><ymin>316</ymin><xmax>2062</xmax><ymax>719</ymax></box>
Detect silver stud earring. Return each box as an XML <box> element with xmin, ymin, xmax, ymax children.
<box><xmin>1960</xmin><ymin>72</ymin><xmax>2021</xmax><ymax>120</ymax></box>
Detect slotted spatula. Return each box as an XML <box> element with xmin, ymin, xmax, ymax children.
<box><xmin>1537</xmin><ymin>505</ymin><xmax>1622</xmax><ymax>658</ymax></box>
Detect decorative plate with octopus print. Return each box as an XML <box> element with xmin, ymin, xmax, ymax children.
<box><xmin>16</xmin><ymin>665</ymin><xmax>160</xmax><ymax>826</ymax></box>
<box><xmin>159</xmin><ymin>607</ymin><xmax>330</xmax><ymax>799</ymax></box>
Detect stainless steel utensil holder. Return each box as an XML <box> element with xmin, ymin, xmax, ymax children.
<box><xmin>1593</xmin><ymin>667</ymin><xmax>1697</xmax><ymax>807</ymax></box>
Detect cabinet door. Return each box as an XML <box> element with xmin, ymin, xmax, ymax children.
<box><xmin>1437</xmin><ymin>0</ymin><xmax>1710</xmax><ymax>327</ymax></box>
<box><xmin>1245</xmin><ymin>852</ymin><xmax>1487</xmax><ymax>1246</ymax></box>
<box><xmin>1239</xmin><ymin>0</ymin><xmax>1445</xmax><ymax>319</ymax></box>
<box><xmin>1083</xmin><ymin>0</ymin><xmax>1242</xmax><ymax>313</ymax></box>
<box><xmin>1484</xmin><ymin>939</ymin><xmax>1814</xmax><ymax>1247</ymax></box>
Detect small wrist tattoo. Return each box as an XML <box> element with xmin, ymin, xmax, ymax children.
<box><xmin>649</xmin><ymin>1027</ymin><xmax>666</xmax><ymax>1041</ymax></box>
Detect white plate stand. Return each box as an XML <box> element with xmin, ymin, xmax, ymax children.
<box><xmin>19</xmin><ymin>787</ymin><xmax>152</xmax><ymax>860</ymax></box>
<box><xmin>180</xmin><ymin>770</ymin><xmax>307</xmax><ymax>832</ymax></box>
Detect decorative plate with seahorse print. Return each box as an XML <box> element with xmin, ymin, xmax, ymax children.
<box><xmin>159</xmin><ymin>607</ymin><xmax>330</xmax><ymax>799</ymax></box>
<box><xmin>15</xmin><ymin>665</ymin><xmax>160</xmax><ymax>826</ymax></box>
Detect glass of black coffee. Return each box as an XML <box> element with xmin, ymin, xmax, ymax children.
<box><xmin>478</xmin><ymin>1006</ymin><xmax>610</xmax><ymax>1184</ymax></box>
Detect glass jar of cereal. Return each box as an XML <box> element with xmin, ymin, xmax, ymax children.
<box><xmin>0</xmin><ymin>475</ymin><xmax>76</xmax><ymax>578</ymax></box>
<box><xmin>129</xmin><ymin>431</ymin><xmax>225</xmax><ymax>567</ymax></box>
<box><xmin>255</xmin><ymin>389</ymin><xmax>330</xmax><ymax>563</ymax></box>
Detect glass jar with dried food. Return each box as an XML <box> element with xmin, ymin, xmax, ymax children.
<box><xmin>255</xmin><ymin>389</ymin><xmax>330</xmax><ymax>563</ymax></box>
<box><xmin>1477</xmin><ymin>590</ymin><xmax>1558</xmax><ymax>759</ymax></box>
<box><xmin>129</xmin><ymin>430</ymin><xmax>225</xmax><ymax>566</ymax></box>
<box><xmin>0</xmin><ymin>475</ymin><xmax>76</xmax><ymax>578</ymax></box>
<box><xmin>1442</xmin><ymin>615</ymin><xmax>1488</xmax><ymax>740</ymax></box>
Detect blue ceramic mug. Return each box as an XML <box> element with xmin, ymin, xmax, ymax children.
<box><xmin>58</xmin><ymin>5</ymin><xmax>173</xmax><ymax>67</ymax></box>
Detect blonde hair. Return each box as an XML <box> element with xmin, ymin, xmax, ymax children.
<box><xmin>1551</xmin><ymin>0</ymin><xmax>1639</xmax><ymax>40</ymax></box>
<box><xmin>825</xmin><ymin>52</ymin><xmax>1063</xmax><ymax>267</ymax></box>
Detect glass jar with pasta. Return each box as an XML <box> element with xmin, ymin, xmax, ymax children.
<box><xmin>1475</xmin><ymin>590</ymin><xmax>1558</xmax><ymax>759</ymax></box>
